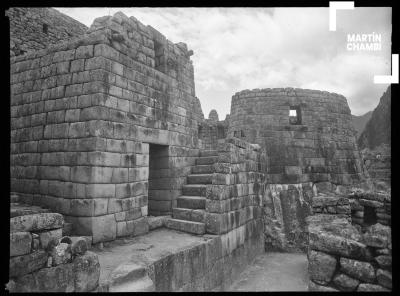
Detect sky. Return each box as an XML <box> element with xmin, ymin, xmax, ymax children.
<box><xmin>56</xmin><ymin>7</ymin><xmax>392</xmax><ymax>117</ymax></box>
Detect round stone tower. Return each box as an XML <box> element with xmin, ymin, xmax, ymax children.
<box><xmin>228</xmin><ymin>87</ymin><xmax>367</xmax><ymax>186</ymax></box>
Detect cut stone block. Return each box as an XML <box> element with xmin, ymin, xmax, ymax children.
<box><xmin>177</xmin><ymin>196</ymin><xmax>206</xmax><ymax>209</ymax></box>
<box><xmin>10</xmin><ymin>232</ymin><xmax>32</xmax><ymax>257</ymax></box>
<box><xmin>172</xmin><ymin>208</ymin><xmax>205</xmax><ymax>223</ymax></box>
<box><xmin>192</xmin><ymin>165</ymin><xmax>214</xmax><ymax>174</ymax></box>
<box><xmin>187</xmin><ymin>174</ymin><xmax>213</xmax><ymax>184</ymax></box>
<box><xmin>10</xmin><ymin>213</ymin><xmax>64</xmax><ymax>232</ymax></box>
<box><xmin>165</xmin><ymin>218</ymin><xmax>205</xmax><ymax>235</ymax></box>
<box><xmin>9</xmin><ymin>250</ymin><xmax>48</xmax><ymax>277</ymax></box>
<box><xmin>182</xmin><ymin>185</ymin><xmax>207</xmax><ymax>197</ymax></box>
<box><xmin>196</xmin><ymin>156</ymin><xmax>218</xmax><ymax>165</ymax></box>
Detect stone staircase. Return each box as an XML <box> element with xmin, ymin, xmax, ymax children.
<box><xmin>165</xmin><ymin>150</ymin><xmax>218</xmax><ymax>235</ymax></box>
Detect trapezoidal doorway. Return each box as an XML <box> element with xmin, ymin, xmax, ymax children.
<box><xmin>148</xmin><ymin>144</ymin><xmax>171</xmax><ymax>216</ymax></box>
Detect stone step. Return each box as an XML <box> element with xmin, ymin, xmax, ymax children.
<box><xmin>200</xmin><ymin>150</ymin><xmax>218</xmax><ymax>157</ymax></box>
<box><xmin>109</xmin><ymin>275</ymin><xmax>155</xmax><ymax>292</ymax></box>
<box><xmin>172</xmin><ymin>208</ymin><xmax>206</xmax><ymax>223</ymax></box>
<box><xmin>177</xmin><ymin>196</ymin><xmax>206</xmax><ymax>209</ymax></box>
<box><xmin>109</xmin><ymin>262</ymin><xmax>147</xmax><ymax>287</ymax></box>
<box><xmin>196</xmin><ymin>156</ymin><xmax>218</xmax><ymax>165</ymax></box>
<box><xmin>165</xmin><ymin>218</ymin><xmax>205</xmax><ymax>235</ymax></box>
<box><xmin>182</xmin><ymin>184</ymin><xmax>207</xmax><ymax>197</ymax></box>
<box><xmin>192</xmin><ymin>164</ymin><xmax>214</xmax><ymax>174</ymax></box>
<box><xmin>187</xmin><ymin>174</ymin><xmax>213</xmax><ymax>184</ymax></box>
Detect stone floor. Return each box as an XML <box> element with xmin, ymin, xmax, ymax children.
<box><xmin>227</xmin><ymin>252</ymin><xmax>309</xmax><ymax>291</ymax></box>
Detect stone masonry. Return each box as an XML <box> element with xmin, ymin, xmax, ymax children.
<box><xmin>227</xmin><ymin>88</ymin><xmax>370</xmax><ymax>251</ymax></box>
<box><xmin>7</xmin><ymin>8</ymin><xmax>88</xmax><ymax>57</ymax></box>
<box><xmin>10</xmin><ymin>11</ymin><xmax>203</xmax><ymax>243</ymax></box>
<box><xmin>8</xmin><ymin>194</ymin><xmax>100</xmax><ymax>292</ymax></box>
<box><xmin>307</xmin><ymin>191</ymin><xmax>392</xmax><ymax>291</ymax></box>
<box><xmin>9</xmin><ymin>8</ymin><xmax>386</xmax><ymax>293</ymax></box>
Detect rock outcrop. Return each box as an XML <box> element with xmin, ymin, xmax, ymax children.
<box><xmin>358</xmin><ymin>86</ymin><xmax>391</xmax><ymax>149</ymax></box>
<box><xmin>352</xmin><ymin>111</ymin><xmax>372</xmax><ymax>137</ymax></box>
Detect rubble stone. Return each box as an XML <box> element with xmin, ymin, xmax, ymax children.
<box><xmin>73</xmin><ymin>251</ymin><xmax>100</xmax><ymax>292</ymax></box>
<box><xmin>332</xmin><ymin>273</ymin><xmax>359</xmax><ymax>291</ymax></box>
<box><xmin>339</xmin><ymin>258</ymin><xmax>375</xmax><ymax>283</ymax></box>
<box><xmin>308</xmin><ymin>250</ymin><xmax>337</xmax><ymax>284</ymax></box>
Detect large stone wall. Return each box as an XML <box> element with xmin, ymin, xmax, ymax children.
<box><xmin>228</xmin><ymin>88</ymin><xmax>367</xmax><ymax>186</ymax></box>
<box><xmin>7</xmin><ymin>7</ymin><xmax>88</xmax><ymax>57</ymax></box>
<box><xmin>10</xmin><ymin>11</ymin><xmax>204</xmax><ymax>243</ymax></box>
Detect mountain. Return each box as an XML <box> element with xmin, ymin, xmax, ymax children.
<box><xmin>352</xmin><ymin>111</ymin><xmax>372</xmax><ymax>137</ymax></box>
<box><xmin>357</xmin><ymin>86</ymin><xmax>391</xmax><ymax>149</ymax></box>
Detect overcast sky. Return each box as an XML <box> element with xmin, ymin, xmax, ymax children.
<box><xmin>56</xmin><ymin>7</ymin><xmax>391</xmax><ymax>117</ymax></box>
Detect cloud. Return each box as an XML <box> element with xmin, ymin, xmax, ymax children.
<box><xmin>56</xmin><ymin>7</ymin><xmax>391</xmax><ymax>117</ymax></box>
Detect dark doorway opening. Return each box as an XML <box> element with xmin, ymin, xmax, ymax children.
<box><xmin>363</xmin><ymin>206</ymin><xmax>377</xmax><ymax>226</ymax></box>
<box><xmin>148</xmin><ymin>144</ymin><xmax>170</xmax><ymax>216</ymax></box>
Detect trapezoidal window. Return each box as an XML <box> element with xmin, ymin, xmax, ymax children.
<box><xmin>289</xmin><ymin>106</ymin><xmax>302</xmax><ymax>125</ymax></box>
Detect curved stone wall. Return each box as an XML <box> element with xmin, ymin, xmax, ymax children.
<box><xmin>228</xmin><ymin>88</ymin><xmax>367</xmax><ymax>186</ymax></box>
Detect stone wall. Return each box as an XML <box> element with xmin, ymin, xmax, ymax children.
<box><xmin>204</xmin><ymin>137</ymin><xmax>266</xmax><ymax>236</ymax></box>
<box><xmin>228</xmin><ymin>88</ymin><xmax>369</xmax><ymax>251</ymax></box>
<box><xmin>228</xmin><ymin>88</ymin><xmax>367</xmax><ymax>186</ymax></box>
<box><xmin>199</xmin><ymin>110</ymin><xmax>228</xmax><ymax>150</ymax></box>
<box><xmin>8</xmin><ymin>195</ymin><xmax>100</xmax><ymax>292</ymax></box>
<box><xmin>10</xmin><ymin>11</ymin><xmax>204</xmax><ymax>243</ymax></box>
<box><xmin>7</xmin><ymin>7</ymin><xmax>88</xmax><ymax>57</ymax></box>
<box><xmin>347</xmin><ymin>189</ymin><xmax>391</xmax><ymax>228</ymax></box>
<box><xmin>307</xmin><ymin>213</ymin><xmax>392</xmax><ymax>291</ymax></box>
<box><xmin>148</xmin><ymin>219</ymin><xmax>264</xmax><ymax>291</ymax></box>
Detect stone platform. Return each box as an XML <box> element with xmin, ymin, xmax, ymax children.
<box><xmin>92</xmin><ymin>218</ymin><xmax>264</xmax><ymax>291</ymax></box>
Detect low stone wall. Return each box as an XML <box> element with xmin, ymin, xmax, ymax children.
<box><xmin>148</xmin><ymin>218</ymin><xmax>264</xmax><ymax>291</ymax></box>
<box><xmin>8</xmin><ymin>198</ymin><xmax>100</xmax><ymax>292</ymax></box>
<box><xmin>312</xmin><ymin>194</ymin><xmax>351</xmax><ymax>218</ymax></box>
<box><xmin>307</xmin><ymin>213</ymin><xmax>392</xmax><ymax>291</ymax></box>
<box><xmin>348</xmin><ymin>189</ymin><xmax>391</xmax><ymax>227</ymax></box>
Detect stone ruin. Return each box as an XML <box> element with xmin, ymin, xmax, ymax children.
<box><xmin>8</xmin><ymin>8</ymin><xmax>391</xmax><ymax>292</ymax></box>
